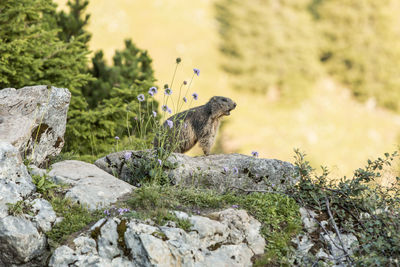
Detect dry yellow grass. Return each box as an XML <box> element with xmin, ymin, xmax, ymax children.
<box><xmin>55</xmin><ymin>0</ymin><xmax>400</xmax><ymax>179</ymax></box>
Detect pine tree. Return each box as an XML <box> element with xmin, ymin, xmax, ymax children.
<box><xmin>0</xmin><ymin>0</ymin><xmax>91</xmax><ymax>92</ymax></box>
<box><xmin>83</xmin><ymin>39</ymin><xmax>155</xmax><ymax>108</ymax></box>
<box><xmin>56</xmin><ymin>0</ymin><xmax>91</xmax><ymax>44</ymax></box>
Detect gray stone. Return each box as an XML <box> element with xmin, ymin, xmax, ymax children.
<box><xmin>49</xmin><ymin>209</ymin><xmax>265</xmax><ymax>267</ymax></box>
<box><xmin>200</xmin><ymin>244</ymin><xmax>253</xmax><ymax>267</ymax></box>
<box><xmin>48</xmin><ymin>160</ymin><xmax>135</xmax><ymax>210</ymax></box>
<box><xmin>0</xmin><ymin>216</ymin><xmax>47</xmax><ymax>265</ymax></box>
<box><xmin>73</xmin><ymin>236</ymin><xmax>98</xmax><ymax>255</ymax></box>
<box><xmin>0</xmin><ymin>142</ymin><xmax>35</xmax><ymax>218</ymax></box>
<box><xmin>95</xmin><ymin>150</ymin><xmax>299</xmax><ymax>193</ymax></box>
<box><xmin>31</xmin><ymin>198</ymin><xmax>57</xmax><ymax>232</ymax></box>
<box><xmin>48</xmin><ymin>246</ymin><xmax>77</xmax><ymax>267</ymax></box>
<box><xmin>299</xmin><ymin>207</ymin><xmax>318</xmax><ymax>233</ymax></box>
<box><xmin>0</xmin><ymin>85</ymin><xmax>71</xmax><ymax>167</ymax></box>
<box><xmin>210</xmin><ymin>208</ymin><xmax>266</xmax><ymax>255</ymax></box>
<box><xmin>97</xmin><ymin>218</ymin><xmax>121</xmax><ymax>260</ymax></box>
<box><xmin>321</xmin><ymin>231</ymin><xmax>358</xmax><ymax>263</ymax></box>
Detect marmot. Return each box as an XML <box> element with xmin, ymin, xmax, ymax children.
<box><xmin>154</xmin><ymin>96</ymin><xmax>236</xmax><ymax>155</ymax></box>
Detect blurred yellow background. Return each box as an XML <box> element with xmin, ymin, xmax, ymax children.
<box><xmin>55</xmin><ymin>0</ymin><xmax>400</xmax><ymax>179</ymax></box>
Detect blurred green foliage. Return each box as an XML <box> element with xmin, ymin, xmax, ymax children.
<box><xmin>215</xmin><ymin>0</ymin><xmax>322</xmax><ymax>100</ymax></box>
<box><xmin>0</xmin><ymin>0</ymin><xmax>158</xmax><ymax>160</ymax></box>
<box><xmin>315</xmin><ymin>0</ymin><xmax>400</xmax><ymax>112</ymax></box>
<box><xmin>215</xmin><ymin>0</ymin><xmax>400</xmax><ymax>110</ymax></box>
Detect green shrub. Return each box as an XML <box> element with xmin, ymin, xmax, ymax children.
<box><xmin>289</xmin><ymin>149</ymin><xmax>400</xmax><ymax>265</ymax></box>
<box><xmin>46</xmin><ymin>197</ymin><xmax>103</xmax><ymax>247</ymax></box>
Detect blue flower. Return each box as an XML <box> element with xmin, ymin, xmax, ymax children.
<box><xmin>232</xmin><ymin>205</ymin><xmax>239</xmax><ymax>209</ymax></box>
<box><xmin>158</xmin><ymin>159</ymin><xmax>162</xmax><ymax>166</ymax></box>
<box><xmin>137</xmin><ymin>94</ymin><xmax>145</xmax><ymax>102</ymax></box>
<box><xmin>124</xmin><ymin>152</ymin><xmax>132</xmax><ymax>160</ymax></box>
<box><xmin>152</xmin><ymin>111</ymin><xmax>157</xmax><ymax>117</ymax></box>
<box><xmin>149</xmin><ymin>86</ymin><xmax>158</xmax><ymax>95</ymax></box>
<box><xmin>167</xmin><ymin>108</ymin><xmax>172</xmax><ymax>114</ymax></box>
<box><xmin>193</xmin><ymin>68</ymin><xmax>200</xmax><ymax>76</ymax></box>
<box><xmin>164</xmin><ymin>88</ymin><xmax>172</xmax><ymax>96</ymax></box>
<box><xmin>162</xmin><ymin>105</ymin><xmax>169</xmax><ymax>112</ymax></box>
<box><xmin>223</xmin><ymin>166</ymin><xmax>229</xmax><ymax>173</ymax></box>
<box><xmin>166</xmin><ymin>120</ymin><xmax>173</xmax><ymax>129</ymax></box>
<box><xmin>192</xmin><ymin>93</ymin><xmax>198</xmax><ymax>100</ymax></box>
<box><xmin>233</xmin><ymin>167</ymin><xmax>238</xmax><ymax>174</ymax></box>
<box><xmin>183</xmin><ymin>97</ymin><xmax>187</xmax><ymax>103</ymax></box>
<box><xmin>104</xmin><ymin>209</ymin><xmax>110</xmax><ymax>216</ymax></box>
<box><xmin>115</xmin><ymin>136</ymin><xmax>120</xmax><ymax>140</ymax></box>
<box><xmin>251</xmin><ymin>151</ymin><xmax>259</xmax><ymax>157</ymax></box>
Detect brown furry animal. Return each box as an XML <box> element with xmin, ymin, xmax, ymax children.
<box><xmin>154</xmin><ymin>96</ymin><xmax>236</xmax><ymax>155</ymax></box>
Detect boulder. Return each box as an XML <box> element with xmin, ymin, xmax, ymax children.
<box><xmin>95</xmin><ymin>150</ymin><xmax>299</xmax><ymax>193</ymax></box>
<box><xmin>0</xmin><ymin>216</ymin><xmax>47</xmax><ymax>266</ymax></box>
<box><xmin>48</xmin><ymin>209</ymin><xmax>265</xmax><ymax>267</ymax></box>
<box><xmin>0</xmin><ymin>85</ymin><xmax>71</xmax><ymax>167</ymax></box>
<box><xmin>48</xmin><ymin>160</ymin><xmax>135</xmax><ymax>210</ymax></box>
<box><xmin>0</xmin><ymin>142</ymin><xmax>35</xmax><ymax>218</ymax></box>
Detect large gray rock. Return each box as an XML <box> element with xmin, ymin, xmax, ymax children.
<box><xmin>0</xmin><ymin>142</ymin><xmax>35</xmax><ymax>218</ymax></box>
<box><xmin>95</xmin><ymin>150</ymin><xmax>299</xmax><ymax>193</ymax></box>
<box><xmin>48</xmin><ymin>209</ymin><xmax>265</xmax><ymax>267</ymax></box>
<box><xmin>48</xmin><ymin>160</ymin><xmax>135</xmax><ymax>210</ymax></box>
<box><xmin>0</xmin><ymin>85</ymin><xmax>71</xmax><ymax>167</ymax></box>
<box><xmin>0</xmin><ymin>216</ymin><xmax>47</xmax><ymax>266</ymax></box>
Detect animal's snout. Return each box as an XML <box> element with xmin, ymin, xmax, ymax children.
<box><xmin>233</xmin><ymin>102</ymin><xmax>237</xmax><ymax>108</ymax></box>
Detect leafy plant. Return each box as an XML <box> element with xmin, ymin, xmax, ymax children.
<box><xmin>46</xmin><ymin>197</ymin><xmax>103</xmax><ymax>247</ymax></box>
<box><xmin>288</xmin><ymin>149</ymin><xmax>400</xmax><ymax>266</ymax></box>
<box><xmin>31</xmin><ymin>174</ymin><xmax>59</xmax><ymax>198</ymax></box>
<box><xmin>6</xmin><ymin>200</ymin><xmax>33</xmax><ymax>216</ymax></box>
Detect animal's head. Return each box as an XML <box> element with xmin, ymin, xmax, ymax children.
<box><xmin>208</xmin><ymin>96</ymin><xmax>237</xmax><ymax>118</ymax></box>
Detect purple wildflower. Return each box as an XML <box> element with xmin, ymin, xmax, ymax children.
<box><xmin>192</xmin><ymin>93</ymin><xmax>198</xmax><ymax>100</ymax></box>
<box><xmin>223</xmin><ymin>166</ymin><xmax>229</xmax><ymax>173</ymax></box>
<box><xmin>115</xmin><ymin>136</ymin><xmax>120</xmax><ymax>140</ymax></box>
<box><xmin>149</xmin><ymin>86</ymin><xmax>158</xmax><ymax>95</ymax></box>
<box><xmin>137</xmin><ymin>94</ymin><xmax>145</xmax><ymax>102</ymax></box>
<box><xmin>233</xmin><ymin>167</ymin><xmax>239</xmax><ymax>174</ymax></box>
<box><xmin>152</xmin><ymin>111</ymin><xmax>157</xmax><ymax>117</ymax></box>
<box><xmin>183</xmin><ymin>97</ymin><xmax>187</xmax><ymax>103</ymax></box>
<box><xmin>251</xmin><ymin>151</ymin><xmax>259</xmax><ymax>157</ymax></box>
<box><xmin>158</xmin><ymin>159</ymin><xmax>162</xmax><ymax>166</ymax></box>
<box><xmin>232</xmin><ymin>205</ymin><xmax>239</xmax><ymax>209</ymax></box>
<box><xmin>196</xmin><ymin>210</ymin><xmax>200</xmax><ymax>215</ymax></box>
<box><xmin>162</xmin><ymin>105</ymin><xmax>169</xmax><ymax>112</ymax></box>
<box><xmin>104</xmin><ymin>209</ymin><xmax>110</xmax><ymax>216</ymax></box>
<box><xmin>124</xmin><ymin>152</ymin><xmax>132</xmax><ymax>160</ymax></box>
<box><xmin>167</xmin><ymin>107</ymin><xmax>172</xmax><ymax>114</ymax></box>
<box><xmin>193</xmin><ymin>68</ymin><xmax>200</xmax><ymax>76</ymax></box>
<box><xmin>184</xmin><ymin>122</ymin><xmax>188</xmax><ymax>129</ymax></box>
<box><xmin>166</xmin><ymin>120</ymin><xmax>173</xmax><ymax>129</ymax></box>
<box><xmin>164</xmin><ymin>88</ymin><xmax>172</xmax><ymax>96</ymax></box>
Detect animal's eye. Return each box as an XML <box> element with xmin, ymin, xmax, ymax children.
<box><xmin>222</xmin><ymin>98</ymin><xmax>227</xmax><ymax>102</ymax></box>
